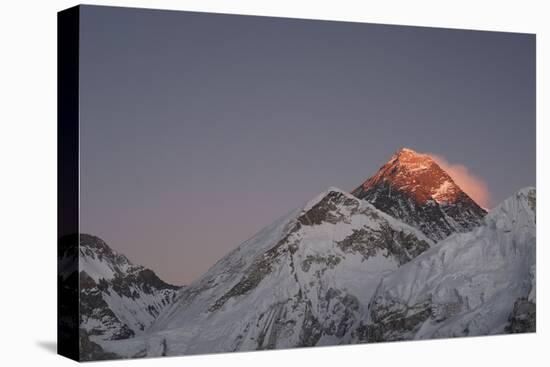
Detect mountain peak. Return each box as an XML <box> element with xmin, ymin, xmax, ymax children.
<box><xmin>352</xmin><ymin>149</ymin><xmax>487</xmax><ymax>241</ymax></box>
<box><xmin>392</xmin><ymin>147</ymin><xmax>427</xmax><ymax>160</ymax></box>
<box><xmin>358</xmin><ymin>149</ymin><xmax>460</xmax><ymax>205</ymax></box>
<box><xmin>394</xmin><ymin>147</ymin><xmax>421</xmax><ymax>156</ymax></box>
<box><xmin>303</xmin><ymin>186</ymin><xmax>357</xmax><ymax>211</ymax></box>
<box><xmin>390</xmin><ymin>148</ymin><xmax>439</xmax><ymax>178</ymax></box>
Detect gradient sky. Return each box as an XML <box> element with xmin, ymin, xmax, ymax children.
<box><xmin>79</xmin><ymin>5</ymin><xmax>535</xmax><ymax>285</ymax></box>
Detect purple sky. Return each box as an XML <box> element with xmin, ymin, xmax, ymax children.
<box><xmin>79</xmin><ymin>6</ymin><xmax>535</xmax><ymax>285</ymax></box>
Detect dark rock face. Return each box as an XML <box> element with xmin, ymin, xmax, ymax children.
<box><xmin>352</xmin><ymin>148</ymin><xmax>486</xmax><ymax>241</ymax></box>
<box><xmin>301</xmin><ymin>254</ymin><xmax>341</xmax><ymax>273</ymax></box>
<box><xmin>527</xmin><ymin>189</ymin><xmax>536</xmax><ymax>219</ymax></box>
<box><xmin>79</xmin><ymin>272</ymin><xmax>135</xmax><ymax>340</ymax></box>
<box><xmin>355</xmin><ymin>184</ymin><xmax>485</xmax><ymax>241</ymax></box>
<box><xmin>79</xmin><ymin>329</ymin><xmax>122</xmax><ymax>361</ymax></box>
<box><xmin>506</xmin><ymin>298</ymin><xmax>536</xmax><ymax>333</ymax></box>
<box><xmin>337</xmin><ymin>223</ymin><xmax>430</xmax><ymax>265</ymax></box>
<box><xmin>363</xmin><ymin>298</ymin><xmax>432</xmax><ymax>342</ymax></box>
<box><xmin>298</xmin><ymin>191</ymin><xmax>361</xmax><ymax>226</ymax></box>
<box><xmin>363</xmin><ymin>297</ymin><xmax>467</xmax><ymax>343</ymax></box>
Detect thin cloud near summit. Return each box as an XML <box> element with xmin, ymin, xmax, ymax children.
<box><xmin>429</xmin><ymin>153</ymin><xmax>492</xmax><ymax>208</ymax></box>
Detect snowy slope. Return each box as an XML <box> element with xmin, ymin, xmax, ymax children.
<box><xmin>78</xmin><ymin>234</ymin><xmax>181</xmax><ymax>342</ymax></box>
<box><xmin>352</xmin><ymin>148</ymin><xmax>486</xmax><ymax>241</ymax></box>
<box><xmin>100</xmin><ymin>187</ymin><xmax>434</xmax><ymax>358</ymax></box>
<box><xmin>362</xmin><ymin>187</ymin><xmax>536</xmax><ymax>341</ymax></box>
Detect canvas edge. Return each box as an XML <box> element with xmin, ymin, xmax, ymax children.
<box><xmin>57</xmin><ymin>4</ymin><xmax>80</xmax><ymax>362</ymax></box>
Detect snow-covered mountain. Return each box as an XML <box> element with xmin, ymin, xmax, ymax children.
<box><xmin>362</xmin><ymin>187</ymin><xmax>535</xmax><ymax>341</ymax></box>
<box><xmin>71</xmin><ymin>150</ymin><xmax>535</xmax><ymax>361</ymax></box>
<box><xmin>78</xmin><ymin>234</ymin><xmax>181</xmax><ymax>343</ymax></box>
<box><xmin>352</xmin><ymin>148</ymin><xmax>487</xmax><ymax>241</ymax></box>
<box><xmin>99</xmin><ymin>187</ymin><xmax>433</xmax><ymax>357</ymax></box>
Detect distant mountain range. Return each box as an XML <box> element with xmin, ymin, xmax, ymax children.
<box><xmin>60</xmin><ymin>234</ymin><xmax>181</xmax><ymax>359</ymax></box>
<box><xmin>67</xmin><ymin>148</ymin><xmax>535</xmax><ymax>360</ymax></box>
